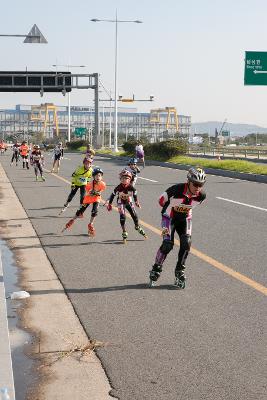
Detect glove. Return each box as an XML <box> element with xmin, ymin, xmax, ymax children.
<box><xmin>107</xmin><ymin>203</ymin><xmax>112</xmax><ymax>211</ymax></box>
<box><xmin>161</xmin><ymin>227</ymin><xmax>170</xmax><ymax>237</ymax></box>
<box><xmin>135</xmin><ymin>201</ymin><xmax>141</xmax><ymax>208</ymax></box>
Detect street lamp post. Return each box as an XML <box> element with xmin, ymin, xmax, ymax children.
<box><xmin>52</xmin><ymin>64</ymin><xmax>86</xmax><ymax>142</ymax></box>
<box><xmin>91</xmin><ymin>13</ymin><xmax>142</xmax><ymax>152</ymax></box>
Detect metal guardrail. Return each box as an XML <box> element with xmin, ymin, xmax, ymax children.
<box><xmin>188</xmin><ymin>147</ymin><xmax>267</xmax><ymax>160</ymax></box>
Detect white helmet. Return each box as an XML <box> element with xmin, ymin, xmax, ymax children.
<box><xmin>187</xmin><ymin>167</ymin><xmax>206</xmax><ymax>185</ymax></box>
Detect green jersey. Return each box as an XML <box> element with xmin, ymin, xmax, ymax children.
<box><xmin>71</xmin><ymin>165</ymin><xmax>93</xmax><ymax>186</ymax></box>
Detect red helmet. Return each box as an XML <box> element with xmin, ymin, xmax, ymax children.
<box><xmin>119</xmin><ymin>169</ymin><xmax>132</xmax><ymax>179</ymax></box>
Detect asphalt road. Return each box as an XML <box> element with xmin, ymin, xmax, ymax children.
<box><xmin>1</xmin><ymin>151</ymin><xmax>266</xmax><ymax>400</ymax></box>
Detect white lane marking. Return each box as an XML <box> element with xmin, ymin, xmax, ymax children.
<box><xmin>138</xmin><ymin>176</ymin><xmax>158</xmax><ymax>183</ymax></box>
<box><xmin>62</xmin><ymin>157</ymin><xmax>71</xmax><ymax>160</ymax></box>
<box><xmin>216</xmin><ymin>197</ymin><xmax>267</xmax><ymax>212</ymax></box>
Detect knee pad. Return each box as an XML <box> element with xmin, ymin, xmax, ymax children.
<box><xmin>76</xmin><ymin>205</ymin><xmax>86</xmax><ymax>217</ymax></box>
<box><xmin>180</xmin><ymin>234</ymin><xmax>191</xmax><ymax>252</ymax></box>
<box><xmin>91</xmin><ymin>209</ymin><xmax>98</xmax><ymax>217</ymax></box>
<box><xmin>160</xmin><ymin>239</ymin><xmax>174</xmax><ymax>255</ymax></box>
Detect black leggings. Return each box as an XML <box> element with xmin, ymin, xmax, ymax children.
<box><xmin>66</xmin><ymin>185</ymin><xmax>86</xmax><ymax>205</ymax></box>
<box><xmin>76</xmin><ymin>202</ymin><xmax>99</xmax><ymax>217</ymax></box>
<box><xmin>118</xmin><ymin>202</ymin><xmax>139</xmax><ymax>230</ymax></box>
<box><xmin>155</xmin><ymin>218</ymin><xmax>192</xmax><ymax>271</ymax></box>
<box><xmin>11</xmin><ymin>152</ymin><xmax>19</xmax><ymax>163</ymax></box>
<box><xmin>34</xmin><ymin>162</ymin><xmax>43</xmax><ymax>176</ymax></box>
<box><xmin>21</xmin><ymin>155</ymin><xmax>29</xmax><ymax>167</ymax></box>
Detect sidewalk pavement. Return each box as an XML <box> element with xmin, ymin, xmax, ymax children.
<box><xmin>0</xmin><ymin>160</ymin><xmax>113</xmax><ymax>400</ymax></box>
<box><xmin>0</xmin><ymin>250</ymin><xmax>16</xmax><ymax>400</ymax></box>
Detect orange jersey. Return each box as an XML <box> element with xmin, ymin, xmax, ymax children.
<box><xmin>19</xmin><ymin>144</ymin><xmax>29</xmax><ymax>156</ymax></box>
<box><xmin>83</xmin><ymin>180</ymin><xmax>106</xmax><ymax>204</ymax></box>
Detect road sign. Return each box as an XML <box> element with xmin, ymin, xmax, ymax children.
<box><xmin>24</xmin><ymin>24</ymin><xmax>48</xmax><ymax>44</ymax></box>
<box><xmin>74</xmin><ymin>127</ymin><xmax>87</xmax><ymax>137</ymax></box>
<box><xmin>222</xmin><ymin>130</ymin><xmax>230</xmax><ymax>137</ymax></box>
<box><xmin>244</xmin><ymin>51</ymin><xmax>267</xmax><ymax>85</ymax></box>
<box><xmin>0</xmin><ymin>71</ymin><xmax>71</xmax><ymax>92</ymax></box>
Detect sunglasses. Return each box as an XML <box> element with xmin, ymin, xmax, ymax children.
<box><xmin>192</xmin><ymin>182</ymin><xmax>204</xmax><ymax>188</ymax></box>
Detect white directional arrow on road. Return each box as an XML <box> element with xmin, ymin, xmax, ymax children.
<box><xmin>253</xmin><ymin>70</ymin><xmax>267</xmax><ymax>74</ymax></box>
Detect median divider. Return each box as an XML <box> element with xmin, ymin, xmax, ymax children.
<box><xmin>93</xmin><ymin>152</ymin><xmax>267</xmax><ymax>184</ymax></box>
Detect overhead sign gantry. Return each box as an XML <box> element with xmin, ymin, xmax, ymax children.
<box><xmin>0</xmin><ymin>71</ymin><xmax>100</xmax><ymax>138</ymax></box>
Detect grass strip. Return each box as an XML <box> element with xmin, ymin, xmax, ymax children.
<box><xmin>75</xmin><ymin>148</ymin><xmax>267</xmax><ymax>175</ymax></box>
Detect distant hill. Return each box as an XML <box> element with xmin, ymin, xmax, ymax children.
<box><xmin>191</xmin><ymin>121</ymin><xmax>267</xmax><ymax>136</ymax></box>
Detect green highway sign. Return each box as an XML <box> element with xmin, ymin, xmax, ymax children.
<box><xmin>244</xmin><ymin>51</ymin><xmax>267</xmax><ymax>85</ymax></box>
<box><xmin>221</xmin><ymin>130</ymin><xmax>230</xmax><ymax>137</ymax></box>
<box><xmin>74</xmin><ymin>127</ymin><xmax>87</xmax><ymax>137</ymax></box>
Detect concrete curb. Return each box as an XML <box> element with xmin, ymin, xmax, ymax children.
<box><xmin>0</xmin><ymin>250</ymin><xmax>16</xmax><ymax>400</ymax></box>
<box><xmin>96</xmin><ymin>153</ymin><xmax>267</xmax><ymax>184</ymax></box>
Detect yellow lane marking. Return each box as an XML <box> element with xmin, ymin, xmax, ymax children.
<box><xmin>45</xmin><ymin>170</ymin><xmax>71</xmax><ymax>185</ymax></box>
<box><xmin>190</xmin><ymin>247</ymin><xmax>267</xmax><ymax>296</ymax></box>
<box><xmin>47</xmin><ymin>170</ymin><xmax>267</xmax><ymax>296</ymax></box>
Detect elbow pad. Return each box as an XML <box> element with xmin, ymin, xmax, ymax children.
<box><xmin>159</xmin><ymin>192</ymin><xmax>168</xmax><ymax>207</ymax></box>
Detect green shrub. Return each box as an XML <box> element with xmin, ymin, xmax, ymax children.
<box><xmin>150</xmin><ymin>139</ymin><xmax>188</xmax><ymax>158</ymax></box>
<box><xmin>66</xmin><ymin>140</ymin><xmax>88</xmax><ymax>150</ymax></box>
<box><xmin>122</xmin><ymin>139</ymin><xmax>138</xmax><ymax>153</ymax></box>
<box><xmin>122</xmin><ymin>138</ymin><xmax>188</xmax><ymax>159</ymax></box>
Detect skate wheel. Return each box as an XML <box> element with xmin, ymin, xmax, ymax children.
<box><xmin>173</xmin><ymin>281</ymin><xmax>185</xmax><ymax>289</ymax></box>
<box><xmin>149</xmin><ymin>279</ymin><xmax>156</xmax><ymax>288</ymax></box>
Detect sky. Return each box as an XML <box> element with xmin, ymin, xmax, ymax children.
<box><xmin>2</xmin><ymin>0</ymin><xmax>267</xmax><ymax>126</ymax></box>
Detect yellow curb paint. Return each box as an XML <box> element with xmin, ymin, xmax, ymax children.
<box><xmin>48</xmin><ymin>170</ymin><xmax>267</xmax><ymax>296</ymax></box>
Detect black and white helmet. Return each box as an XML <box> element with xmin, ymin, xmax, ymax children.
<box><xmin>187</xmin><ymin>167</ymin><xmax>206</xmax><ymax>184</ymax></box>
<box><xmin>92</xmin><ymin>167</ymin><xmax>103</xmax><ymax>176</ymax></box>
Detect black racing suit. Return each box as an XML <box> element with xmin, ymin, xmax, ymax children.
<box><xmin>151</xmin><ymin>183</ymin><xmax>206</xmax><ymax>279</ymax></box>
<box><xmin>30</xmin><ymin>150</ymin><xmax>44</xmax><ymax>177</ymax></box>
<box><xmin>108</xmin><ymin>183</ymin><xmax>139</xmax><ymax>231</ymax></box>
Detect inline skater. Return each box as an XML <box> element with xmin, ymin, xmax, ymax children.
<box><xmin>149</xmin><ymin>167</ymin><xmax>206</xmax><ymax>289</ymax></box>
<box><xmin>51</xmin><ymin>142</ymin><xmax>64</xmax><ymax>173</ymax></box>
<box><xmin>135</xmin><ymin>141</ymin><xmax>145</xmax><ymax>168</ymax></box>
<box><xmin>106</xmin><ymin>169</ymin><xmax>147</xmax><ymax>243</ymax></box>
<box><xmin>84</xmin><ymin>144</ymin><xmax>95</xmax><ymax>159</ymax></box>
<box><xmin>59</xmin><ymin>157</ymin><xmax>93</xmax><ymax>214</ymax></box>
<box><xmin>10</xmin><ymin>141</ymin><xmax>20</xmax><ymax>166</ymax></box>
<box><xmin>124</xmin><ymin>158</ymin><xmax>140</xmax><ymax>186</ymax></box>
<box><xmin>30</xmin><ymin>145</ymin><xmax>46</xmax><ymax>181</ymax></box>
<box><xmin>0</xmin><ymin>140</ymin><xmax>6</xmax><ymax>155</ymax></box>
<box><xmin>62</xmin><ymin>167</ymin><xmax>106</xmax><ymax>236</ymax></box>
<box><xmin>19</xmin><ymin>141</ymin><xmax>30</xmax><ymax>169</ymax></box>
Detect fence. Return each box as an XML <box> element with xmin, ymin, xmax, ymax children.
<box><xmin>188</xmin><ymin>147</ymin><xmax>267</xmax><ymax>161</ymax></box>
